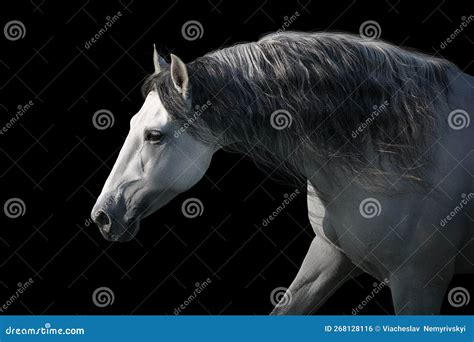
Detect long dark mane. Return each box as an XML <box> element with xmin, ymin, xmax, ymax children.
<box><xmin>145</xmin><ymin>31</ymin><xmax>457</xmax><ymax>192</ymax></box>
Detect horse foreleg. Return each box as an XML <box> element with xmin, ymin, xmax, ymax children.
<box><xmin>270</xmin><ymin>235</ymin><xmax>361</xmax><ymax>315</ymax></box>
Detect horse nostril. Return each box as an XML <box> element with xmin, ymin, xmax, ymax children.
<box><xmin>95</xmin><ymin>210</ymin><xmax>111</xmax><ymax>228</ymax></box>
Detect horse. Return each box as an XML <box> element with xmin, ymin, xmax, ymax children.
<box><xmin>91</xmin><ymin>32</ymin><xmax>474</xmax><ymax>314</ymax></box>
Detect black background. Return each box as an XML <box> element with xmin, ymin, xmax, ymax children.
<box><xmin>1</xmin><ymin>0</ymin><xmax>473</xmax><ymax>315</ymax></box>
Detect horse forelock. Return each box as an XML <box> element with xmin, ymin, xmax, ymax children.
<box><xmin>145</xmin><ymin>31</ymin><xmax>457</xmax><ymax>190</ymax></box>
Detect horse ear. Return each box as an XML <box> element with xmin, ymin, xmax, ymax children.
<box><xmin>153</xmin><ymin>44</ymin><xmax>167</xmax><ymax>74</ymax></box>
<box><xmin>170</xmin><ymin>54</ymin><xmax>189</xmax><ymax>98</ymax></box>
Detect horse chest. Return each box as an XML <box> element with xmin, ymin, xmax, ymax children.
<box><xmin>307</xmin><ymin>195</ymin><xmax>384</xmax><ymax>278</ymax></box>
<box><xmin>306</xmin><ymin>190</ymin><xmax>396</xmax><ymax>280</ymax></box>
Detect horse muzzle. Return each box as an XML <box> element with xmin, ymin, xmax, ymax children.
<box><xmin>91</xmin><ymin>194</ymin><xmax>140</xmax><ymax>242</ymax></box>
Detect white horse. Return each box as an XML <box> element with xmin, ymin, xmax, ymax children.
<box><xmin>92</xmin><ymin>32</ymin><xmax>474</xmax><ymax>314</ymax></box>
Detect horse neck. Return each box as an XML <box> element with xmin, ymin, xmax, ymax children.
<box><xmin>189</xmin><ymin>60</ymin><xmax>338</xmax><ymax>193</ymax></box>
<box><xmin>215</xmin><ymin>115</ymin><xmax>336</xmax><ymax>193</ymax></box>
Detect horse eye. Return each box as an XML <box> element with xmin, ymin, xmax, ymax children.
<box><xmin>144</xmin><ymin>130</ymin><xmax>163</xmax><ymax>144</ymax></box>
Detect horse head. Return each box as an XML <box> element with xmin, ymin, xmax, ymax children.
<box><xmin>91</xmin><ymin>46</ymin><xmax>217</xmax><ymax>241</ymax></box>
